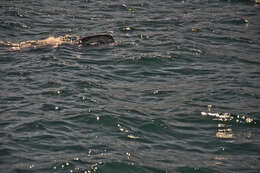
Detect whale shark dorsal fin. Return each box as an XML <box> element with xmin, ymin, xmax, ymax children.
<box><xmin>79</xmin><ymin>34</ymin><xmax>115</xmax><ymax>46</ymax></box>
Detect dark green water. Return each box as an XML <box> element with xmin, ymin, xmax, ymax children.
<box><xmin>1</xmin><ymin>0</ymin><xmax>260</xmax><ymax>173</ymax></box>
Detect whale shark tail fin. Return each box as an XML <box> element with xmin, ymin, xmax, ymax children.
<box><xmin>79</xmin><ymin>34</ymin><xmax>115</xmax><ymax>46</ymax></box>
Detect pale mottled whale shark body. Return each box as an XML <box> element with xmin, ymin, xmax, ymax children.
<box><xmin>0</xmin><ymin>34</ymin><xmax>115</xmax><ymax>51</ymax></box>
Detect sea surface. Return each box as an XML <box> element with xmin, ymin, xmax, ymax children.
<box><xmin>1</xmin><ymin>0</ymin><xmax>260</xmax><ymax>173</ymax></box>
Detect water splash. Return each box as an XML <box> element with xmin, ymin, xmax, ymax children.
<box><xmin>201</xmin><ymin>105</ymin><xmax>256</xmax><ymax>141</ymax></box>
<box><xmin>201</xmin><ymin>105</ymin><xmax>255</xmax><ymax>124</ymax></box>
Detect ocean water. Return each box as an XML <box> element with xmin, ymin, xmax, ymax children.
<box><xmin>0</xmin><ymin>0</ymin><xmax>260</xmax><ymax>173</ymax></box>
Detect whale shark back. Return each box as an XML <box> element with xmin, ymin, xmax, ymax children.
<box><xmin>79</xmin><ymin>34</ymin><xmax>115</xmax><ymax>46</ymax></box>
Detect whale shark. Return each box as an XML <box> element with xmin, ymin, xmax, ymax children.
<box><xmin>0</xmin><ymin>34</ymin><xmax>115</xmax><ymax>51</ymax></box>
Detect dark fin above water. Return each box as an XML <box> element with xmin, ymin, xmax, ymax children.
<box><xmin>79</xmin><ymin>34</ymin><xmax>115</xmax><ymax>46</ymax></box>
